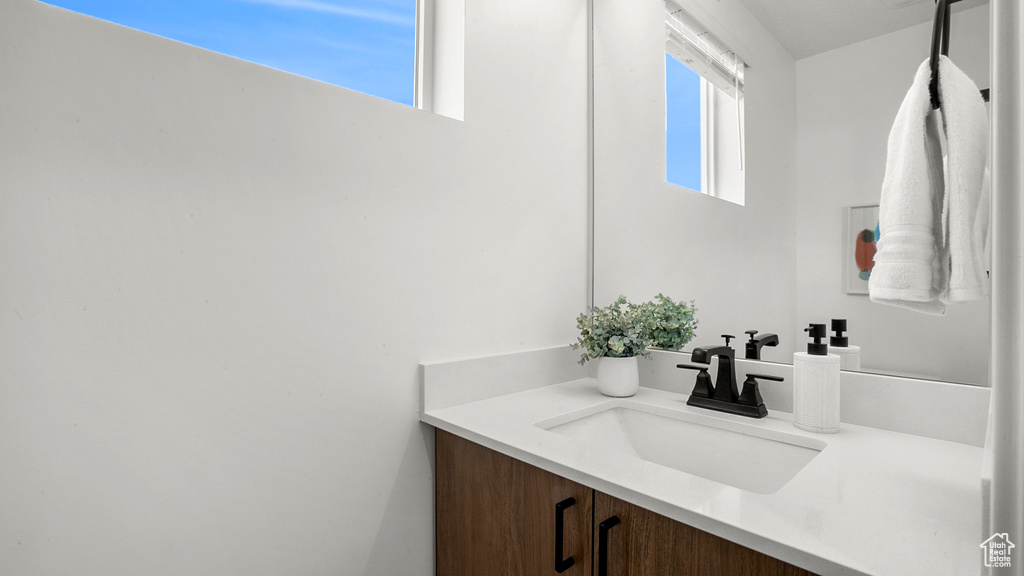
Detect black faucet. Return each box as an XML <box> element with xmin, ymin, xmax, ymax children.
<box><xmin>688</xmin><ymin>334</ymin><xmax>739</xmax><ymax>403</ymax></box>
<box><xmin>678</xmin><ymin>334</ymin><xmax>783</xmax><ymax>419</ymax></box>
<box><xmin>744</xmin><ymin>330</ymin><xmax>779</xmax><ymax>360</ymax></box>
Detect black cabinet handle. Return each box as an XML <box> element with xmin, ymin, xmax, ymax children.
<box><xmin>554</xmin><ymin>497</ymin><xmax>576</xmax><ymax>573</ymax></box>
<box><xmin>598</xmin><ymin>515</ymin><xmax>620</xmax><ymax>576</ymax></box>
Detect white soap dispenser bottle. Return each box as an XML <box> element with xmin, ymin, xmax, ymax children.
<box><xmin>793</xmin><ymin>323</ymin><xmax>841</xmax><ymax>434</ymax></box>
<box><xmin>828</xmin><ymin>318</ymin><xmax>861</xmax><ymax>371</ymax></box>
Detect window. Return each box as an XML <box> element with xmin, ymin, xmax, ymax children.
<box><xmin>415</xmin><ymin>0</ymin><xmax>465</xmax><ymax>120</ymax></box>
<box><xmin>665</xmin><ymin>54</ymin><xmax>703</xmax><ymax>192</ymax></box>
<box><xmin>664</xmin><ymin>1</ymin><xmax>746</xmax><ymax>205</ymax></box>
<box><xmin>40</xmin><ymin>0</ymin><xmax>418</xmax><ymax>106</ymax></box>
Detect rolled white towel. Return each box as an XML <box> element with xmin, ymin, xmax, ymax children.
<box><xmin>870</xmin><ymin>56</ymin><xmax>990</xmax><ymax>314</ymax></box>
<box><xmin>937</xmin><ymin>55</ymin><xmax>990</xmax><ymax>304</ymax></box>
<box><xmin>870</xmin><ymin>59</ymin><xmax>946</xmax><ymax>315</ymax></box>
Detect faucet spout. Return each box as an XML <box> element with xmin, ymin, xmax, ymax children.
<box><xmin>690</xmin><ymin>345</ymin><xmax>734</xmax><ymax>364</ymax></box>
<box><xmin>744</xmin><ymin>330</ymin><xmax>780</xmax><ymax>360</ymax></box>
<box><xmin>689</xmin><ymin>336</ymin><xmax>738</xmax><ymax>403</ymax></box>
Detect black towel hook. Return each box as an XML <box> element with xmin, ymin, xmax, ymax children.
<box><xmin>929</xmin><ymin>0</ymin><xmax>951</xmax><ymax>109</ymax></box>
<box><xmin>929</xmin><ymin>0</ymin><xmax>990</xmax><ymax>109</ymax></box>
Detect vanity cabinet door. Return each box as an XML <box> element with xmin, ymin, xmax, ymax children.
<box><xmin>593</xmin><ymin>491</ymin><xmax>817</xmax><ymax>576</ymax></box>
<box><xmin>435</xmin><ymin>429</ymin><xmax>593</xmax><ymax>576</ymax></box>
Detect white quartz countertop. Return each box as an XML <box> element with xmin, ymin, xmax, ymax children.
<box><xmin>421</xmin><ymin>378</ymin><xmax>983</xmax><ymax>576</ymax></box>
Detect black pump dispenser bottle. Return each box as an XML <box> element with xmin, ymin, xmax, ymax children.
<box><xmin>804</xmin><ymin>323</ymin><xmax>828</xmax><ymax>355</ymax></box>
<box><xmin>793</xmin><ymin>322</ymin><xmax>841</xmax><ymax>434</ymax></box>
<box><xmin>830</xmin><ymin>319</ymin><xmax>849</xmax><ymax>347</ymax></box>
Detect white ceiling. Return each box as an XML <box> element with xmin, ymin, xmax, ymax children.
<box><xmin>734</xmin><ymin>0</ymin><xmax>990</xmax><ymax>59</ymax></box>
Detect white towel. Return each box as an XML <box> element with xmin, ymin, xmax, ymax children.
<box><xmin>938</xmin><ymin>56</ymin><xmax>990</xmax><ymax>303</ymax></box>
<box><xmin>869</xmin><ymin>56</ymin><xmax>989</xmax><ymax>314</ymax></box>
<box><xmin>870</xmin><ymin>59</ymin><xmax>946</xmax><ymax>314</ymax></box>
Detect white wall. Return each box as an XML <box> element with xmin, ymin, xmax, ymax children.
<box><xmin>593</xmin><ymin>0</ymin><xmax>800</xmax><ymax>360</ymax></box>
<box><xmin>795</xmin><ymin>5</ymin><xmax>991</xmax><ymax>384</ymax></box>
<box><xmin>0</xmin><ymin>0</ymin><xmax>589</xmax><ymax>574</ymax></box>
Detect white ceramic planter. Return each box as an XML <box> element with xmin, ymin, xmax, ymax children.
<box><xmin>596</xmin><ymin>356</ymin><xmax>640</xmax><ymax>397</ymax></box>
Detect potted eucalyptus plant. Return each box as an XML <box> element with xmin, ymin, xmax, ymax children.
<box><xmin>573</xmin><ymin>294</ymin><xmax>697</xmax><ymax>397</ymax></box>
<box><xmin>642</xmin><ymin>293</ymin><xmax>698</xmax><ymax>352</ymax></box>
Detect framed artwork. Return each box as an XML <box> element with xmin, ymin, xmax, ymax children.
<box><xmin>844</xmin><ymin>205</ymin><xmax>879</xmax><ymax>295</ymax></box>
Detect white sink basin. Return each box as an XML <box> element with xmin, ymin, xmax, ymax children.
<box><xmin>536</xmin><ymin>401</ymin><xmax>826</xmax><ymax>494</ymax></box>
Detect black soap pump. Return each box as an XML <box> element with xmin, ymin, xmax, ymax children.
<box><xmin>793</xmin><ymin>323</ymin><xmax>841</xmax><ymax>434</ymax></box>
<box><xmin>804</xmin><ymin>323</ymin><xmax>828</xmax><ymax>355</ymax></box>
<box><xmin>829</xmin><ymin>319</ymin><xmax>861</xmax><ymax>371</ymax></box>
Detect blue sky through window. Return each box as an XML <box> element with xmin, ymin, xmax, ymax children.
<box><xmin>40</xmin><ymin>0</ymin><xmax>417</xmax><ymax>106</ymax></box>
<box><xmin>665</xmin><ymin>53</ymin><xmax>702</xmax><ymax>192</ymax></box>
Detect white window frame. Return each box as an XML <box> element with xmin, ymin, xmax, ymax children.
<box><xmin>700</xmin><ymin>78</ymin><xmax>712</xmax><ymax>196</ymax></box>
<box><xmin>665</xmin><ymin>1</ymin><xmax>746</xmax><ymax>205</ymax></box>
<box><xmin>415</xmin><ymin>0</ymin><xmax>465</xmax><ymax>121</ymax></box>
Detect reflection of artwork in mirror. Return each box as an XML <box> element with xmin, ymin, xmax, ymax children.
<box><xmin>845</xmin><ymin>205</ymin><xmax>879</xmax><ymax>295</ymax></box>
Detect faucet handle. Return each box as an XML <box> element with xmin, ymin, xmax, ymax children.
<box><xmin>677</xmin><ymin>364</ymin><xmax>713</xmax><ymax>399</ymax></box>
<box><xmin>745</xmin><ymin>330</ymin><xmax>758</xmax><ymax>341</ymax></box>
<box><xmin>721</xmin><ymin>334</ymin><xmax>735</xmax><ymax>346</ymax></box>
<box><xmin>738</xmin><ymin>373</ymin><xmax>782</xmax><ymax>418</ymax></box>
<box><xmin>745</xmin><ymin>373</ymin><xmax>784</xmax><ymax>382</ymax></box>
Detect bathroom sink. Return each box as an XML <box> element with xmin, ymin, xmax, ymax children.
<box><xmin>536</xmin><ymin>401</ymin><xmax>826</xmax><ymax>494</ymax></box>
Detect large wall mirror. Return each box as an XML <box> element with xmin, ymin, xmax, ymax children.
<box><xmin>592</xmin><ymin>0</ymin><xmax>991</xmax><ymax>385</ymax></box>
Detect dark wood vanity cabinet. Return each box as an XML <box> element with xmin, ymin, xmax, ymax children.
<box><xmin>594</xmin><ymin>491</ymin><xmax>816</xmax><ymax>576</ymax></box>
<box><xmin>436</xmin><ymin>429</ymin><xmax>593</xmax><ymax>576</ymax></box>
<box><xmin>436</xmin><ymin>429</ymin><xmax>817</xmax><ymax>576</ymax></box>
